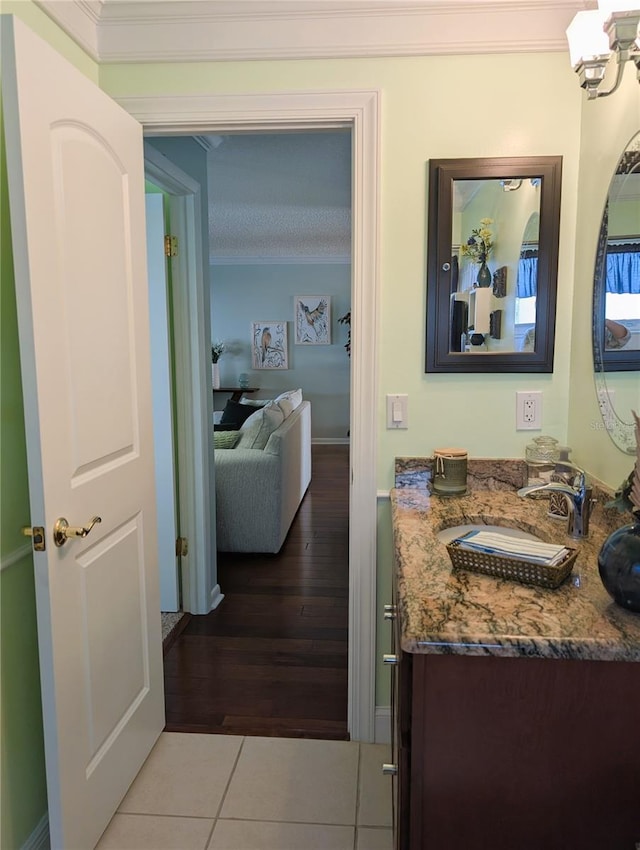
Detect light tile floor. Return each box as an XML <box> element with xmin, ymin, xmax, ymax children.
<box><xmin>95</xmin><ymin>733</ymin><xmax>393</xmax><ymax>850</ymax></box>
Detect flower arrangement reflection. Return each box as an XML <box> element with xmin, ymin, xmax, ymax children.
<box><xmin>460</xmin><ymin>218</ymin><xmax>494</xmax><ymax>265</ymax></box>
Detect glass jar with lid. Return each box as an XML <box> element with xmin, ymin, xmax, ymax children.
<box><xmin>525</xmin><ymin>436</ymin><xmax>560</xmax><ymax>492</ymax></box>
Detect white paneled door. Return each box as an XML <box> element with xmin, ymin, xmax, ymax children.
<box><xmin>2</xmin><ymin>16</ymin><xmax>165</xmax><ymax>850</ymax></box>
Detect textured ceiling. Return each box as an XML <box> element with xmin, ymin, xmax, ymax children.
<box><xmin>206</xmin><ymin>131</ymin><xmax>352</xmax><ymax>263</ymax></box>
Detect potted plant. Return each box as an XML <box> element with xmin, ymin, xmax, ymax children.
<box><xmin>337</xmin><ymin>311</ymin><xmax>351</xmax><ymax>357</ymax></box>
<box><xmin>211</xmin><ymin>341</ymin><xmax>225</xmax><ymax>389</ymax></box>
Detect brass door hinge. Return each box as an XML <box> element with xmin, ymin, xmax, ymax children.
<box><xmin>22</xmin><ymin>526</ymin><xmax>46</xmax><ymax>551</ymax></box>
<box><xmin>175</xmin><ymin>536</ymin><xmax>188</xmax><ymax>557</ymax></box>
<box><xmin>164</xmin><ymin>235</ymin><xmax>178</xmax><ymax>257</ymax></box>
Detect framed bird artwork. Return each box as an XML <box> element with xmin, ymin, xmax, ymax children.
<box><xmin>294</xmin><ymin>296</ymin><xmax>331</xmax><ymax>345</ymax></box>
<box><xmin>251</xmin><ymin>321</ymin><xmax>289</xmax><ymax>369</ymax></box>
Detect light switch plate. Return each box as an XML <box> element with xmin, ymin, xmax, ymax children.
<box><xmin>386</xmin><ymin>394</ymin><xmax>408</xmax><ymax>429</ymax></box>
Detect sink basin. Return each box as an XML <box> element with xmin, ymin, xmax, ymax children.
<box><xmin>436</xmin><ymin>524</ymin><xmax>543</xmax><ymax>545</ymax></box>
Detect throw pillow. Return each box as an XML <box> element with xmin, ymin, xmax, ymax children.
<box><xmin>220</xmin><ymin>399</ymin><xmax>256</xmax><ymax>428</ymax></box>
<box><xmin>274</xmin><ymin>388</ymin><xmax>303</xmax><ymax>418</ymax></box>
<box><xmin>236</xmin><ymin>400</ymin><xmax>285</xmax><ymax>450</ymax></box>
<box><xmin>213</xmin><ymin>430</ymin><xmax>240</xmax><ymax>449</ymax></box>
<box><xmin>276</xmin><ymin>397</ymin><xmax>295</xmax><ymax>418</ymax></box>
<box><xmin>214</xmin><ymin>422</ymin><xmax>240</xmax><ymax>432</ymax></box>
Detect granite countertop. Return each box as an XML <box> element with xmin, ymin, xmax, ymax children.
<box><xmin>391</xmin><ymin>464</ymin><xmax>640</xmax><ymax>662</ymax></box>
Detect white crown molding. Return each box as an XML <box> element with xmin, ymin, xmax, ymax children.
<box><xmin>34</xmin><ymin>0</ymin><xmax>103</xmax><ymax>59</ymax></box>
<box><xmin>35</xmin><ymin>0</ymin><xmax>595</xmax><ymax>65</ymax></box>
<box><xmin>194</xmin><ymin>134</ymin><xmax>226</xmax><ymax>150</ymax></box>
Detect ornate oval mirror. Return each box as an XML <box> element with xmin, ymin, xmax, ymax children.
<box><xmin>426</xmin><ymin>156</ymin><xmax>562</xmax><ymax>373</ymax></box>
<box><xmin>592</xmin><ymin>131</ymin><xmax>640</xmax><ymax>455</ymax></box>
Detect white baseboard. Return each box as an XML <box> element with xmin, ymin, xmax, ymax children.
<box><xmin>21</xmin><ymin>813</ymin><xmax>50</xmax><ymax>850</ymax></box>
<box><xmin>1</xmin><ymin>542</ymin><xmax>32</xmax><ymax>573</ymax></box>
<box><xmin>311</xmin><ymin>437</ymin><xmax>350</xmax><ymax>445</ymax></box>
<box><xmin>209</xmin><ymin>583</ymin><xmax>224</xmax><ymax>611</ymax></box>
<box><xmin>375</xmin><ymin>706</ymin><xmax>391</xmax><ymax>744</ymax></box>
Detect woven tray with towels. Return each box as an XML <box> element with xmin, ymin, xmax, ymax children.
<box><xmin>446</xmin><ymin>530</ymin><xmax>578</xmax><ymax>589</ymax></box>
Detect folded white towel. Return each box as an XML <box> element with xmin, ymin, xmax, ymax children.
<box><xmin>455</xmin><ymin>530</ymin><xmax>570</xmax><ymax>567</ymax></box>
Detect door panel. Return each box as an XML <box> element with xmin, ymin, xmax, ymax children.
<box><xmin>2</xmin><ymin>16</ymin><xmax>165</xmax><ymax>849</ymax></box>
<box><xmin>53</xmin><ymin>123</ymin><xmax>138</xmax><ymax>475</ymax></box>
<box><xmin>80</xmin><ymin>520</ymin><xmax>148</xmax><ymax>757</ymax></box>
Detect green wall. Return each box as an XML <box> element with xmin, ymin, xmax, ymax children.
<box><xmin>0</xmin><ymin>5</ymin><xmax>99</xmax><ymax>847</ymax></box>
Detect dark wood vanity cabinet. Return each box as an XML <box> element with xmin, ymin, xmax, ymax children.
<box><xmin>390</xmin><ymin>610</ymin><xmax>640</xmax><ymax>850</ymax></box>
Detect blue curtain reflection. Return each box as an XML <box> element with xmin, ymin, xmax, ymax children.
<box><xmin>606</xmin><ymin>243</ymin><xmax>640</xmax><ymax>295</ymax></box>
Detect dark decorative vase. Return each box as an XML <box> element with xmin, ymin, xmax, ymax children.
<box><xmin>476</xmin><ymin>261</ymin><xmax>492</xmax><ymax>288</ymax></box>
<box><xmin>597</xmin><ymin>520</ymin><xmax>640</xmax><ymax>612</ymax></box>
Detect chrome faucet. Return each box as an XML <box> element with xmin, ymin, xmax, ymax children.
<box><xmin>517</xmin><ymin>463</ymin><xmax>595</xmax><ymax>539</ymax></box>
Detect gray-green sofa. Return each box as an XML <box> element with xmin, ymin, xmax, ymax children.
<box><xmin>214</xmin><ymin>400</ymin><xmax>312</xmax><ymax>553</ymax></box>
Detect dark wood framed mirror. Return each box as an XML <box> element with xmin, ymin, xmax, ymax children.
<box><xmin>426</xmin><ymin>156</ymin><xmax>563</xmax><ymax>373</ymax></box>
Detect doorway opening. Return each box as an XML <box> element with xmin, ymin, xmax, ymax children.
<box><xmin>127</xmin><ymin>88</ymin><xmax>380</xmax><ymax>743</ymax></box>
<box><xmin>152</xmin><ymin>129</ymin><xmax>353</xmax><ymax>737</ymax></box>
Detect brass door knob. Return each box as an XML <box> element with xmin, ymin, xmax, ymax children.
<box><xmin>53</xmin><ymin>516</ymin><xmax>101</xmax><ymax>548</ymax></box>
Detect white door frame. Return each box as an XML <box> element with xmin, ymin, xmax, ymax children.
<box><xmin>118</xmin><ymin>90</ymin><xmax>380</xmax><ymax>742</ymax></box>
<box><xmin>144</xmin><ymin>144</ymin><xmax>224</xmax><ymax>616</ymax></box>
<box><xmin>146</xmin><ymin>193</ymin><xmax>180</xmax><ymax>612</ymax></box>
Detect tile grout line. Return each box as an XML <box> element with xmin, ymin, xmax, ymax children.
<box><xmin>211</xmin><ymin>816</ymin><xmax>386</xmax><ymax>828</ymax></box>
<box><xmin>111</xmin><ymin>810</ymin><xmax>390</xmax><ymax>829</ymax></box>
<box><xmin>202</xmin><ymin>735</ymin><xmax>248</xmax><ymax>849</ymax></box>
<box><xmin>213</xmin><ymin>735</ymin><xmax>247</xmax><ymax>821</ymax></box>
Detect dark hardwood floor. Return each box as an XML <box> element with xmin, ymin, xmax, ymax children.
<box><xmin>163</xmin><ymin>444</ymin><xmax>350</xmax><ymax>740</ymax></box>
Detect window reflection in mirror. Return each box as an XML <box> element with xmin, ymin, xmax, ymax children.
<box><xmin>600</xmin><ymin>141</ymin><xmax>640</xmax><ymax>366</ymax></box>
<box><xmin>516</xmin><ymin>212</ymin><xmax>540</xmax><ymax>352</ymax></box>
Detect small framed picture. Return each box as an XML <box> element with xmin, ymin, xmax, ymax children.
<box><xmin>251</xmin><ymin>321</ymin><xmax>288</xmax><ymax>369</ymax></box>
<box><xmin>294</xmin><ymin>296</ymin><xmax>331</xmax><ymax>345</ymax></box>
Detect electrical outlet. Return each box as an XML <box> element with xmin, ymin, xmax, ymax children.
<box><xmin>516</xmin><ymin>391</ymin><xmax>542</xmax><ymax>430</ymax></box>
